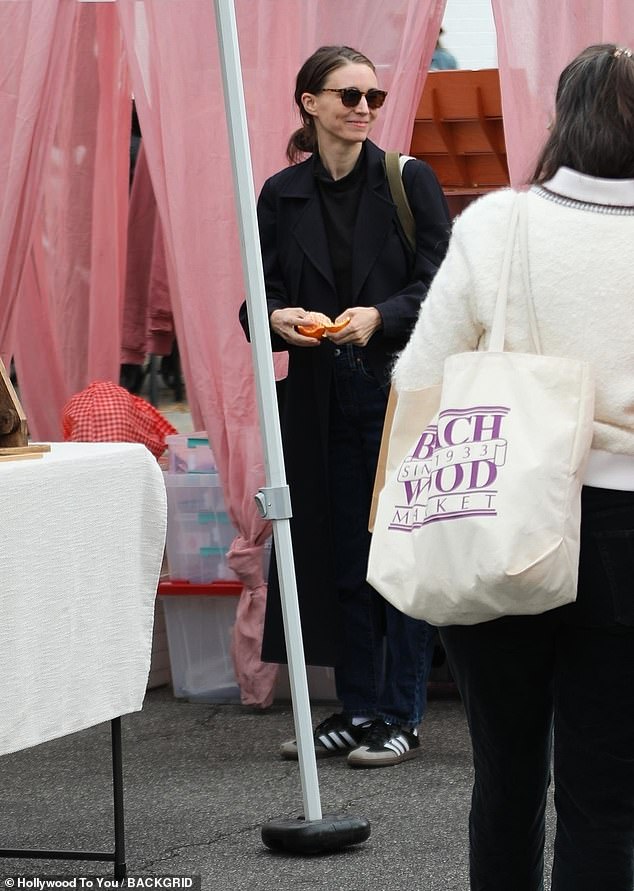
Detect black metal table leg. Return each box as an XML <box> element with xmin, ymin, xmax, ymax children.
<box><xmin>111</xmin><ymin>717</ymin><xmax>127</xmax><ymax>880</ymax></box>
<box><xmin>0</xmin><ymin>717</ymin><xmax>127</xmax><ymax>880</ymax></box>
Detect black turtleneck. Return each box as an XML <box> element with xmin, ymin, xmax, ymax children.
<box><xmin>314</xmin><ymin>146</ymin><xmax>366</xmax><ymax>312</ymax></box>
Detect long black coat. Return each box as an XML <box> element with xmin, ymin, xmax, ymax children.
<box><xmin>240</xmin><ymin>140</ymin><xmax>450</xmax><ymax>665</ymax></box>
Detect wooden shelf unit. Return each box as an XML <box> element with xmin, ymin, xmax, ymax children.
<box><xmin>410</xmin><ymin>68</ymin><xmax>510</xmax><ymax>217</ymax></box>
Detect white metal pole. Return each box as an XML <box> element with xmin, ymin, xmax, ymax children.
<box><xmin>212</xmin><ymin>0</ymin><xmax>322</xmax><ymax>822</ymax></box>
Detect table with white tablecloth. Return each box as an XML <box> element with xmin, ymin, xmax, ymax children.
<box><xmin>0</xmin><ymin>441</ymin><xmax>166</xmax><ymax>877</ymax></box>
<box><xmin>0</xmin><ymin>441</ymin><xmax>167</xmax><ymax>756</ymax></box>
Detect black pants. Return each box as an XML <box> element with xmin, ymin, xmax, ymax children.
<box><xmin>329</xmin><ymin>345</ymin><xmax>435</xmax><ymax>725</ymax></box>
<box><xmin>440</xmin><ymin>486</ymin><xmax>634</xmax><ymax>891</ymax></box>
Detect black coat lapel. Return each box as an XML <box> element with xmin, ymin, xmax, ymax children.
<box><xmin>279</xmin><ymin>158</ymin><xmax>336</xmax><ymax>293</ymax></box>
<box><xmin>351</xmin><ymin>143</ymin><xmax>394</xmax><ymax>302</ymax></box>
<box><xmin>292</xmin><ymin>194</ymin><xmax>336</xmax><ymax>292</ymax></box>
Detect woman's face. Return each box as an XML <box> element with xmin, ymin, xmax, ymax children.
<box><xmin>301</xmin><ymin>62</ymin><xmax>381</xmax><ymax>151</ymax></box>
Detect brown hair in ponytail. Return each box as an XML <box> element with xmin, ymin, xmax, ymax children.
<box><xmin>286</xmin><ymin>45</ymin><xmax>376</xmax><ymax>165</ymax></box>
<box><xmin>532</xmin><ymin>43</ymin><xmax>634</xmax><ymax>183</ymax></box>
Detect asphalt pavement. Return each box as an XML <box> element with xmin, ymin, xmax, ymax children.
<box><xmin>0</xmin><ymin>685</ymin><xmax>480</xmax><ymax>891</ymax></box>
<box><xmin>0</xmin><ymin>393</ymin><xmax>557</xmax><ymax>891</ymax></box>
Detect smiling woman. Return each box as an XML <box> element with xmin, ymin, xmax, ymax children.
<box><xmin>239</xmin><ymin>44</ymin><xmax>451</xmax><ymax>769</ymax></box>
<box><xmin>302</xmin><ymin>59</ymin><xmax>383</xmax><ymax>163</ymax></box>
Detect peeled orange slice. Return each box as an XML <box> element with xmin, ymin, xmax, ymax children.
<box><xmin>325</xmin><ymin>318</ymin><xmax>350</xmax><ymax>334</ymax></box>
<box><xmin>296</xmin><ymin>311</ymin><xmax>331</xmax><ymax>338</ymax></box>
<box><xmin>296</xmin><ymin>312</ymin><xmax>350</xmax><ymax>339</ymax></box>
<box><xmin>296</xmin><ymin>323</ymin><xmax>327</xmax><ymax>339</ymax></box>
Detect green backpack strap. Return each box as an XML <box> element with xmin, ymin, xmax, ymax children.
<box><xmin>385</xmin><ymin>151</ymin><xmax>416</xmax><ymax>255</ymax></box>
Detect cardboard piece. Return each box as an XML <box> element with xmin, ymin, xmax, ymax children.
<box><xmin>0</xmin><ymin>359</ymin><xmax>28</xmax><ymax>448</ymax></box>
<box><xmin>368</xmin><ymin>386</ymin><xmax>398</xmax><ymax>533</ymax></box>
<box><xmin>0</xmin><ymin>359</ymin><xmax>50</xmax><ymax>460</ymax></box>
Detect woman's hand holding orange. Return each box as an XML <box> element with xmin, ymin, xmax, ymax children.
<box><xmin>269</xmin><ymin>307</ymin><xmax>321</xmax><ymax>346</ymax></box>
<box><xmin>270</xmin><ymin>306</ymin><xmax>381</xmax><ymax>347</ymax></box>
<box><xmin>325</xmin><ymin>307</ymin><xmax>382</xmax><ymax>347</ymax></box>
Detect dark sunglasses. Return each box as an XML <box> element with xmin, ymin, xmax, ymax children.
<box><xmin>320</xmin><ymin>87</ymin><xmax>387</xmax><ymax>110</ymax></box>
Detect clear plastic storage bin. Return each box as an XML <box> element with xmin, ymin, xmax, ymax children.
<box><xmin>164</xmin><ymin>472</ymin><xmax>238</xmax><ymax>582</ymax></box>
<box><xmin>159</xmin><ymin>582</ymin><xmax>241</xmax><ymax>703</ymax></box>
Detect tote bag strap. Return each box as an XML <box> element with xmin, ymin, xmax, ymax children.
<box><xmin>489</xmin><ymin>196</ymin><xmax>520</xmax><ymax>352</ymax></box>
<box><xmin>385</xmin><ymin>151</ymin><xmax>416</xmax><ymax>254</ymax></box>
<box><xmin>489</xmin><ymin>192</ymin><xmax>543</xmax><ymax>354</ymax></box>
<box><xmin>517</xmin><ymin>192</ymin><xmax>543</xmax><ymax>355</ymax></box>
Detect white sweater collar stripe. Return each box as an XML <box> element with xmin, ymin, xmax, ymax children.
<box><xmin>543</xmin><ymin>166</ymin><xmax>634</xmax><ymax>207</ymax></box>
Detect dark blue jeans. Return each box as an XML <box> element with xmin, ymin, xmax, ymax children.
<box><xmin>440</xmin><ymin>486</ymin><xmax>634</xmax><ymax>891</ymax></box>
<box><xmin>328</xmin><ymin>345</ymin><xmax>435</xmax><ymax>727</ymax></box>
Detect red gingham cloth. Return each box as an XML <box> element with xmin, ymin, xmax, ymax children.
<box><xmin>62</xmin><ymin>380</ymin><xmax>178</xmax><ymax>459</ymax></box>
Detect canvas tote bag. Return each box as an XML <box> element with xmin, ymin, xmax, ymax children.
<box><xmin>367</xmin><ymin>194</ymin><xmax>595</xmax><ymax>626</ymax></box>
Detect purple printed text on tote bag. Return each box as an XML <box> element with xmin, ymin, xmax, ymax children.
<box><xmin>389</xmin><ymin>406</ymin><xmax>510</xmax><ymax>532</ymax></box>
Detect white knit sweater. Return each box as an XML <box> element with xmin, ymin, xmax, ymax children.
<box><xmin>393</xmin><ymin>171</ymin><xmax>634</xmax><ymax>467</ymax></box>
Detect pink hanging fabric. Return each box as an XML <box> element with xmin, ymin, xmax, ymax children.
<box><xmin>121</xmin><ymin>141</ymin><xmax>174</xmax><ymax>367</ymax></box>
<box><xmin>121</xmin><ymin>141</ymin><xmax>159</xmax><ymax>367</ymax></box>
<box><xmin>0</xmin><ymin>0</ymin><xmax>76</xmax><ymax>368</ymax></box>
<box><xmin>146</xmin><ymin>221</ymin><xmax>173</xmax><ymax>358</ymax></box>
<box><xmin>14</xmin><ymin>2</ymin><xmax>131</xmax><ymax>442</ymax></box>
<box><xmin>117</xmin><ymin>0</ymin><xmax>445</xmax><ymax>708</ymax></box>
<box><xmin>492</xmin><ymin>0</ymin><xmax>634</xmax><ymax>186</ymax></box>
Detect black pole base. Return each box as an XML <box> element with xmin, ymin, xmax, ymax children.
<box><xmin>261</xmin><ymin>813</ymin><xmax>371</xmax><ymax>855</ymax></box>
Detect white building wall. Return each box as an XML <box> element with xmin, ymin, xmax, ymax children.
<box><xmin>440</xmin><ymin>0</ymin><xmax>498</xmax><ymax>70</ymax></box>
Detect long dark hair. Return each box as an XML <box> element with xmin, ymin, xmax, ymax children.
<box><xmin>532</xmin><ymin>43</ymin><xmax>634</xmax><ymax>183</ymax></box>
<box><xmin>286</xmin><ymin>45</ymin><xmax>376</xmax><ymax>164</ymax></box>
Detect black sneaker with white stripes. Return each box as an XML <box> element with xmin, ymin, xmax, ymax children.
<box><xmin>279</xmin><ymin>713</ymin><xmax>373</xmax><ymax>760</ymax></box>
<box><xmin>346</xmin><ymin>718</ymin><xmax>420</xmax><ymax>767</ymax></box>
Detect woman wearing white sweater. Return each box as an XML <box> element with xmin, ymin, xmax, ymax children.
<box><xmin>393</xmin><ymin>44</ymin><xmax>634</xmax><ymax>891</ymax></box>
